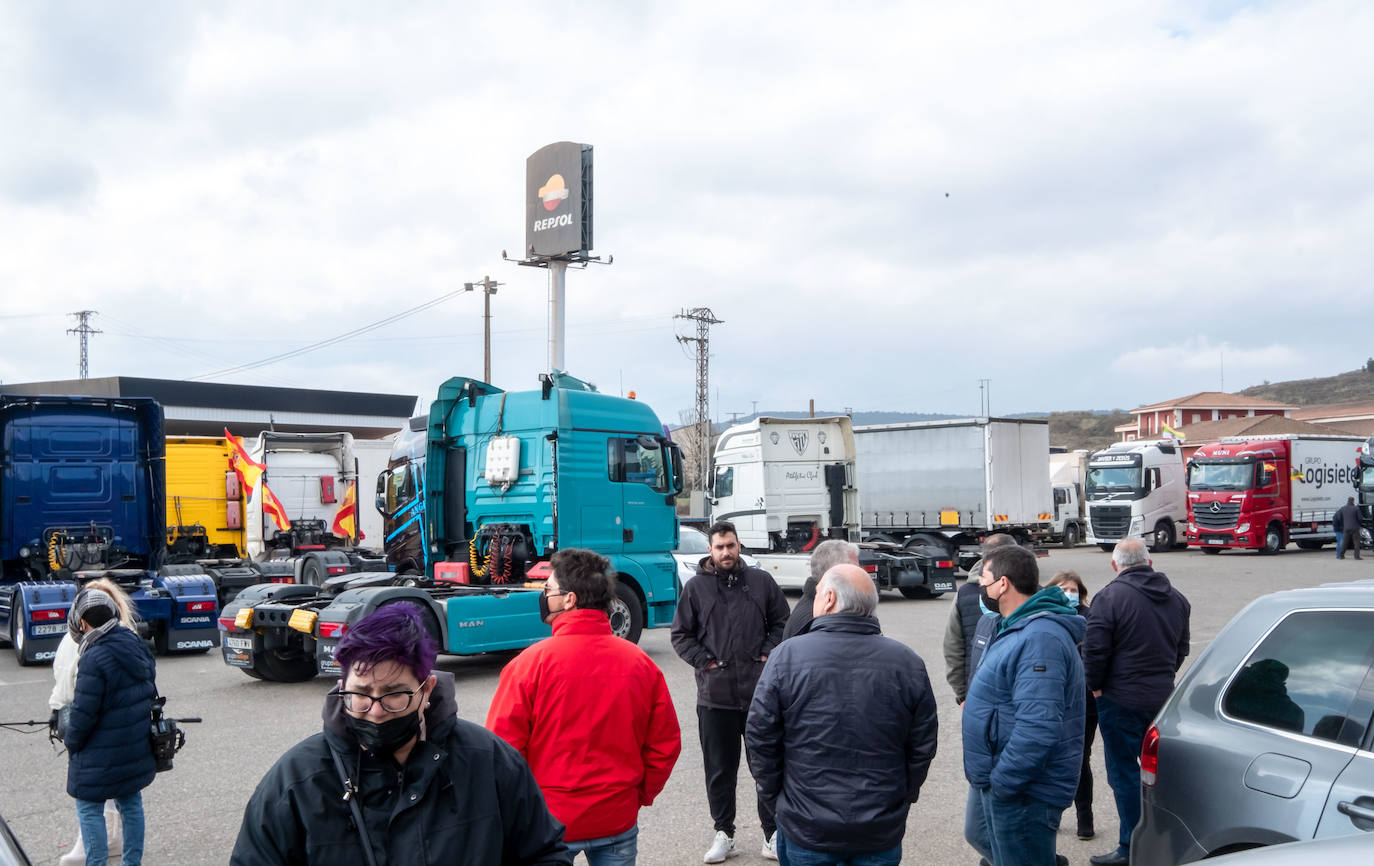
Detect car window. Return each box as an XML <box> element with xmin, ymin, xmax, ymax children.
<box><xmin>677</xmin><ymin>527</ymin><xmax>708</xmax><ymax>554</ymax></box>
<box><xmin>1222</xmin><ymin>610</ymin><xmax>1374</xmax><ymax>748</ymax></box>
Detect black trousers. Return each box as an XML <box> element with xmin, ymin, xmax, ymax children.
<box><xmin>1075</xmin><ymin>699</ymin><xmax>1098</xmax><ymax>816</ymax></box>
<box><xmin>697</xmin><ymin>705</ymin><xmax>776</xmax><ymax>838</ymax></box>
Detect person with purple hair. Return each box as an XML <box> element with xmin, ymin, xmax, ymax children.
<box><xmin>231</xmin><ymin>604</ymin><xmax>572</xmax><ymax>866</ymax></box>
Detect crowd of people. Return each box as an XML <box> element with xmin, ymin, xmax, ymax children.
<box><xmin>44</xmin><ymin>521</ymin><xmax>1190</xmax><ymax>866</ymax></box>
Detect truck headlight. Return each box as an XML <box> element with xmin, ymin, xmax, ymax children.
<box><xmin>1236</xmin><ymin>522</ymin><xmax>1250</xmax><ymax>534</ymax></box>
<box><xmin>1130</xmin><ymin>517</ymin><xmax>1143</xmax><ymax>534</ymax></box>
<box><xmin>18</xmin><ymin>546</ymin><xmax>29</xmax><ymax>558</ymax></box>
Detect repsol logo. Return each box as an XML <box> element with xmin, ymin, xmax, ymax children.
<box><xmin>1303</xmin><ymin>464</ymin><xmax>1358</xmax><ymax>489</ymax></box>
<box><xmin>175</xmin><ymin>640</ymin><xmax>214</xmax><ymax>650</ymax></box>
<box><xmin>532</xmin><ymin>213</ymin><xmax>574</xmax><ymax>232</ymax></box>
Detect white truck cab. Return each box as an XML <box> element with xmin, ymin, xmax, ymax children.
<box><xmin>1085</xmin><ymin>439</ymin><xmax>1187</xmax><ymax>553</ymax></box>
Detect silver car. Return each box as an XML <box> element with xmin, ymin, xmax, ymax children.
<box><xmin>1132</xmin><ymin>579</ymin><xmax>1374</xmax><ymax>864</ymax></box>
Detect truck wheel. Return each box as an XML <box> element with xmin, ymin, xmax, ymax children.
<box><xmin>609</xmin><ymin>581</ymin><xmax>644</xmax><ymax>645</ymax></box>
<box><xmin>1149</xmin><ymin>522</ymin><xmax>1175</xmax><ymax>554</ymax></box>
<box><xmin>1295</xmin><ymin>540</ymin><xmax>1323</xmax><ymax>550</ymax></box>
<box><xmin>865</xmin><ymin>534</ymin><xmax>899</xmax><ymax>545</ymax></box>
<box><xmin>1098</xmin><ymin>543</ymin><xmax>1115</xmax><ymax>553</ymax></box>
<box><xmin>1202</xmin><ymin>547</ymin><xmax>1222</xmax><ymax>555</ymax></box>
<box><xmin>1062</xmin><ymin>525</ymin><xmax>1079</xmax><ymax>548</ymax></box>
<box><xmin>898</xmin><ymin>586</ymin><xmax>930</xmax><ymax>600</ymax></box>
<box><xmin>11</xmin><ymin>597</ymin><xmax>38</xmax><ymax>666</ymax></box>
<box><xmin>256</xmin><ymin>649</ymin><xmax>317</xmax><ymax>683</ymax></box>
<box><xmin>1261</xmin><ymin>524</ymin><xmax>1284</xmax><ymax>555</ymax></box>
<box><xmin>301</xmin><ymin>558</ymin><xmax>327</xmax><ymax>587</ymax></box>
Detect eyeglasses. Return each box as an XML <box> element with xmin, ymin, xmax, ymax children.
<box><xmin>542</xmin><ymin>586</ymin><xmax>566</xmax><ymax>598</ymax></box>
<box><xmin>338</xmin><ymin>689</ymin><xmax>420</xmax><ymax>713</ymax></box>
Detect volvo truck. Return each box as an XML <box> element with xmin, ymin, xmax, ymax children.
<box><xmin>1084</xmin><ymin>440</ymin><xmax>1188</xmax><ymax>553</ymax></box>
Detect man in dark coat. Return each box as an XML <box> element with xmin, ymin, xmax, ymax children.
<box><xmin>672</xmin><ymin>520</ymin><xmax>790</xmax><ymax>862</ymax></box>
<box><xmin>747</xmin><ymin>563</ymin><xmax>938</xmax><ymax>864</ymax></box>
<box><xmin>1082</xmin><ymin>539</ymin><xmax>1191</xmax><ymax>866</ymax></box>
<box><xmin>781</xmin><ymin>539</ymin><xmax>858</xmax><ymax>640</ymax></box>
<box><xmin>65</xmin><ymin>588</ymin><xmax>158</xmax><ymax>866</ymax></box>
<box><xmin>231</xmin><ymin>604</ymin><xmax>570</xmax><ymax>866</ymax></box>
<box><xmin>1335</xmin><ymin>496</ymin><xmax>1362</xmax><ymax>559</ymax></box>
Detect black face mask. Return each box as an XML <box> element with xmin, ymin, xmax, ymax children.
<box><xmin>345</xmin><ymin>702</ymin><xmax>423</xmax><ymax>755</ymax></box>
<box><xmin>538</xmin><ymin>592</ymin><xmax>559</xmax><ymax>622</ymax></box>
<box><xmin>979</xmin><ymin>580</ymin><xmax>999</xmax><ymax>615</ymax></box>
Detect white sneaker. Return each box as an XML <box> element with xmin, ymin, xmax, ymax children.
<box><xmin>761</xmin><ymin>832</ymin><xmax>778</xmax><ymax>860</ymax></box>
<box><xmin>703</xmin><ymin>830</ymin><xmax>736</xmax><ymax>863</ymax></box>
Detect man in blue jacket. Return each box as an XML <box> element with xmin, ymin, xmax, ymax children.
<box><xmin>747</xmin><ymin>563</ymin><xmax>938</xmax><ymax>865</ymax></box>
<box><xmin>962</xmin><ymin>545</ymin><xmax>1085</xmax><ymax>866</ymax></box>
<box><xmin>1083</xmin><ymin>539</ymin><xmax>1190</xmax><ymax>866</ymax></box>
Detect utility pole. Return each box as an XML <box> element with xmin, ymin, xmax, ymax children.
<box><xmin>67</xmin><ymin>310</ymin><xmax>101</xmax><ymax>380</ymax></box>
<box><xmin>979</xmin><ymin>378</ymin><xmax>991</xmax><ymax>416</ymax></box>
<box><xmin>676</xmin><ymin>307</ymin><xmax>723</xmax><ymax>491</ymax></box>
<box><xmin>464</xmin><ymin>276</ymin><xmax>503</xmax><ymax>384</ymax></box>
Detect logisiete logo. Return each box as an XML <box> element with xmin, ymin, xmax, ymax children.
<box><xmin>532</xmin><ymin>174</ymin><xmax>575</xmax><ymax>232</ymax></box>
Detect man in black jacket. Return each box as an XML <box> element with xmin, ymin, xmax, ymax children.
<box><xmin>1082</xmin><ymin>540</ymin><xmax>1191</xmax><ymax>866</ymax></box>
<box><xmin>672</xmin><ymin>520</ymin><xmax>791</xmax><ymax>863</ymax></box>
<box><xmin>231</xmin><ymin>604</ymin><xmax>570</xmax><ymax>866</ymax></box>
<box><xmin>747</xmin><ymin>563</ymin><xmax>938</xmax><ymax>864</ymax></box>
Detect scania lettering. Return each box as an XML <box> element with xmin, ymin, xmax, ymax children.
<box><xmin>1186</xmin><ymin>433</ymin><xmax>1363</xmax><ymax>555</ymax></box>
<box><xmin>1084</xmin><ymin>439</ymin><xmax>1187</xmax><ymax>553</ymax></box>
<box><xmin>218</xmin><ymin>372</ymin><xmax>683</xmax><ymax>682</ymax></box>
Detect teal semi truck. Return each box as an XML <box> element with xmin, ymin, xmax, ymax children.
<box><xmin>218</xmin><ymin>372</ymin><xmax>684</xmax><ymax>681</ymax></box>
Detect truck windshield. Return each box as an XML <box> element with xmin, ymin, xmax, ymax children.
<box><xmin>1086</xmin><ymin>466</ymin><xmax>1141</xmax><ymax>495</ymax></box>
<box><xmin>1362</xmin><ymin>464</ymin><xmax>1374</xmax><ymax>491</ymax></box>
<box><xmin>1187</xmin><ymin>460</ymin><xmax>1253</xmax><ymax>491</ymax></box>
<box><xmin>613</xmin><ymin>437</ymin><xmax>670</xmax><ymax>494</ymax></box>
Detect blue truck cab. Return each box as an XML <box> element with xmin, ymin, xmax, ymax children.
<box><xmin>0</xmin><ymin>395</ymin><xmax>219</xmax><ymax>665</ymax></box>
<box><xmin>220</xmin><ymin>372</ymin><xmax>684</xmax><ymax>681</ymax></box>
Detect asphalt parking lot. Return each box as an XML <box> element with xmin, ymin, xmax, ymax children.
<box><xmin>1</xmin><ymin>545</ymin><xmax>1368</xmax><ymax>865</ymax></box>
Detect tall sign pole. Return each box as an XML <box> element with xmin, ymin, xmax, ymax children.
<box><xmin>506</xmin><ymin>142</ymin><xmax>609</xmax><ymax>373</ymax></box>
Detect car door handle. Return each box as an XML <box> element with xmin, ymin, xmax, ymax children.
<box><xmin>1337</xmin><ymin>798</ymin><xmax>1374</xmax><ymax>829</ymax></box>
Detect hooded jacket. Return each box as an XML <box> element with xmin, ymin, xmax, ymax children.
<box><xmin>64</xmin><ymin>625</ymin><xmax>158</xmax><ymax>801</ymax></box>
<box><xmin>961</xmin><ymin>588</ymin><xmax>1086</xmax><ymax>808</ymax></box>
<box><xmin>671</xmin><ymin>557</ymin><xmax>790</xmax><ymax>711</ymax></box>
<box><xmin>1082</xmin><ymin>564</ymin><xmax>1191</xmax><ymax>712</ymax></box>
<box><xmin>486</xmin><ymin>608</ymin><xmax>682</xmax><ymax>842</ymax></box>
<box><xmin>230</xmin><ymin>671</ymin><xmax>571</xmax><ymax>866</ymax></box>
<box><xmin>747</xmin><ymin>613</ymin><xmax>938</xmax><ymax>853</ymax></box>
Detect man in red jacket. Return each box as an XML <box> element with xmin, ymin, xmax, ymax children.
<box><xmin>487</xmin><ymin>548</ymin><xmax>682</xmax><ymax>865</ymax></box>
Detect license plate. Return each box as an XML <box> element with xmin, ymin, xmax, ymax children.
<box><xmin>933</xmin><ymin>579</ymin><xmax>955</xmax><ymax>593</ymax></box>
<box><xmin>33</xmin><ymin>623</ymin><xmax>67</xmax><ymax>636</ymax></box>
<box><xmin>225</xmin><ymin>636</ymin><xmax>253</xmax><ymax>651</ymax></box>
<box><xmin>1208</xmin><ymin>539</ymin><xmax>1224</xmax><ymax>545</ymax></box>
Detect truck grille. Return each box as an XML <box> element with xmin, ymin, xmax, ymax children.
<box><xmin>1090</xmin><ymin>505</ymin><xmax>1131</xmax><ymax>539</ymax></box>
<box><xmin>1194</xmin><ymin>502</ymin><xmax>1241</xmax><ymax>530</ymax></box>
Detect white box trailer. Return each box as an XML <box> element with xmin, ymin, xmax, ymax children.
<box><xmin>854</xmin><ymin>417</ymin><xmax>1053</xmax><ymax>559</ymax></box>
<box><xmin>246</xmin><ymin>432</ymin><xmax>375</xmax><ymax>560</ymax></box>
<box><xmin>353</xmin><ymin>436</ymin><xmax>395</xmax><ymax>551</ymax></box>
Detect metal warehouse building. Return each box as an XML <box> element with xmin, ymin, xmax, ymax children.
<box><xmin>1</xmin><ymin>377</ymin><xmax>417</xmax><ymax>439</ymax></box>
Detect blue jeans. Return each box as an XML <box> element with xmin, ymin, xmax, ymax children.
<box><xmin>566</xmin><ymin>824</ymin><xmax>638</xmax><ymax>866</ymax></box>
<box><xmin>776</xmin><ymin>830</ymin><xmax>901</xmax><ymax>866</ymax></box>
<box><xmin>1096</xmin><ymin>695</ymin><xmax>1157</xmax><ymax>851</ymax></box>
<box><xmin>963</xmin><ymin>784</ymin><xmax>993</xmax><ymax>862</ymax></box>
<box><xmin>76</xmin><ymin>793</ymin><xmax>144</xmax><ymax>866</ymax></box>
<box><xmin>978</xmin><ymin>789</ymin><xmax>1060</xmax><ymax>866</ymax></box>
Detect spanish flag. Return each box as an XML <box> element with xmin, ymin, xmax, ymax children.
<box><xmin>1162</xmin><ymin>422</ymin><xmax>1187</xmax><ymax>442</ymax></box>
<box><xmin>330</xmin><ymin>481</ymin><xmax>358</xmax><ymax>542</ymax></box>
<box><xmin>225</xmin><ymin>428</ymin><xmax>266</xmax><ymax>500</ymax></box>
<box><xmin>260</xmin><ymin>480</ymin><xmax>293</xmax><ymax>533</ymax></box>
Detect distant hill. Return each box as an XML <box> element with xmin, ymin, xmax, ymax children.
<box><xmin>1239</xmin><ymin>365</ymin><xmax>1374</xmax><ymax>405</ymax></box>
<box><xmin>1045</xmin><ymin>410</ymin><xmax>1134</xmax><ymax>453</ymax></box>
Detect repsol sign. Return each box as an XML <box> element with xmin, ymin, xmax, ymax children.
<box><xmin>1301</xmin><ymin>463</ymin><xmax>1358</xmax><ymax>489</ymax></box>
<box><xmin>532</xmin><ymin>213</ymin><xmax>574</xmax><ymax>232</ymax></box>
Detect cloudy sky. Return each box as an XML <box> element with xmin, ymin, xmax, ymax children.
<box><xmin>2</xmin><ymin>1</ymin><xmax>1370</xmax><ymax>424</ymax></box>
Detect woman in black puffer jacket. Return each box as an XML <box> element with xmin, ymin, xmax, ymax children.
<box><xmin>64</xmin><ymin>590</ymin><xmax>157</xmax><ymax>866</ymax></box>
